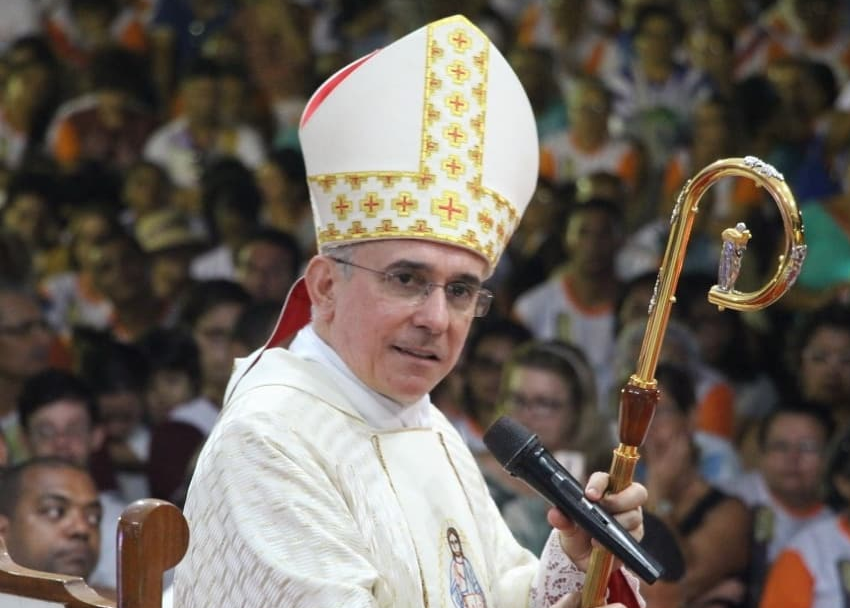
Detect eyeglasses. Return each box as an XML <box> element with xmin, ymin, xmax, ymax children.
<box><xmin>328</xmin><ymin>257</ymin><xmax>493</xmax><ymax>317</ymax></box>
<box><xmin>764</xmin><ymin>439</ymin><xmax>823</xmax><ymax>456</ymax></box>
<box><xmin>0</xmin><ymin>318</ymin><xmax>49</xmax><ymax>337</ymax></box>
<box><xmin>29</xmin><ymin>423</ymin><xmax>91</xmax><ymax>443</ymax></box>
<box><xmin>505</xmin><ymin>392</ymin><xmax>568</xmax><ymax>415</ymax></box>
<box><xmin>801</xmin><ymin>349</ymin><xmax>850</xmax><ymax>366</ymax></box>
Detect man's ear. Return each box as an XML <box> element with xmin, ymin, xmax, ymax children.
<box><xmin>90</xmin><ymin>424</ymin><xmax>106</xmax><ymax>453</ymax></box>
<box><xmin>304</xmin><ymin>256</ymin><xmax>338</xmax><ymax>322</ymax></box>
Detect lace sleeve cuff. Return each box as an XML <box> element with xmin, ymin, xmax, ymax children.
<box><xmin>530</xmin><ymin>530</ymin><xmax>646</xmax><ymax>608</ymax></box>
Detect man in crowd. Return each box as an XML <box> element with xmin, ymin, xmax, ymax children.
<box><xmin>174</xmin><ymin>15</ymin><xmax>646</xmax><ymax>608</ymax></box>
<box><xmin>0</xmin><ymin>458</ymin><xmax>101</xmax><ymax>580</ymax></box>
<box><xmin>17</xmin><ymin>368</ymin><xmax>126</xmax><ymax>591</ymax></box>
<box><xmin>0</xmin><ymin>284</ymin><xmax>54</xmax><ymax>462</ymax></box>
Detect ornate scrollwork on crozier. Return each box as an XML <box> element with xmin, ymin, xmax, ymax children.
<box><xmin>743</xmin><ymin>155</ymin><xmax>784</xmax><ymax>181</ymax></box>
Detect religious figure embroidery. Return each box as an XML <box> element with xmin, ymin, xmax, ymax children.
<box><xmin>717</xmin><ymin>221</ymin><xmax>751</xmax><ymax>292</ymax></box>
<box><xmin>447</xmin><ymin>526</ymin><xmax>487</xmax><ymax>608</ymax></box>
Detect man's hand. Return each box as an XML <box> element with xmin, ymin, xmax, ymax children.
<box><xmin>546</xmin><ymin>472</ymin><xmax>647</xmax><ymax>572</ymax></box>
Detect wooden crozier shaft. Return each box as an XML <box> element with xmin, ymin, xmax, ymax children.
<box><xmin>580</xmin><ymin>382</ymin><xmax>659</xmax><ymax>608</ymax></box>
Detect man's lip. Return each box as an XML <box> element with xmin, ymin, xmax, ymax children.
<box><xmin>393</xmin><ymin>345</ymin><xmax>440</xmax><ymax>361</ymax></box>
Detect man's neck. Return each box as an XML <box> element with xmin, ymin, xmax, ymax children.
<box><xmin>0</xmin><ymin>375</ymin><xmax>23</xmax><ymax>420</ymax></box>
<box><xmin>564</xmin><ymin>266</ymin><xmax>617</xmax><ymax>307</ymax></box>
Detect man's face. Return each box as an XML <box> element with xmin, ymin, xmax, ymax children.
<box><xmin>0</xmin><ymin>293</ymin><xmax>52</xmax><ymax>381</ymax></box>
<box><xmin>194</xmin><ymin>303</ymin><xmax>244</xmax><ymax>393</ymax></box>
<box><xmin>467</xmin><ymin>335</ymin><xmax>518</xmax><ymax>407</ymax></box>
<box><xmin>236</xmin><ymin>241</ymin><xmax>296</xmax><ymax>303</ymax></box>
<box><xmin>97</xmin><ymin>390</ymin><xmax>144</xmax><ymax>442</ymax></box>
<box><xmin>24</xmin><ymin>400</ymin><xmax>101</xmax><ymax>466</ymax></box>
<box><xmin>800</xmin><ymin>327</ymin><xmax>850</xmax><ymax>406</ymax></box>
<box><xmin>564</xmin><ymin>209</ymin><xmax>620</xmax><ymax>276</ymax></box>
<box><xmin>319</xmin><ymin>241</ymin><xmax>486</xmax><ymax>405</ymax></box>
<box><xmin>760</xmin><ymin>413</ymin><xmax>827</xmax><ymax>504</ymax></box>
<box><xmin>89</xmin><ymin>239</ymin><xmax>150</xmax><ymax>305</ymax></box>
<box><xmin>506</xmin><ymin>366</ymin><xmax>578</xmax><ymax>452</ymax></box>
<box><xmin>0</xmin><ymin>465</ymin><xmax>101</xmax><ymax>578</ymax></box>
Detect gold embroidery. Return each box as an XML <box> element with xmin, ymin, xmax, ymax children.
<box><xmin>445</xmin><ymin>93</ymin><xmax>469</xmax><ymax>116</ymax></box>
<box><xmin>448</xmin><ymin>28</ymin><xmax>471</xmax><ymax>52</ymax></box>
<box><xmin>331</xmin><ymin>195</ymin><xmax>353</xmax><ymax>220</ymax></box>
<box><xmin>393</xmin><ymin>192</ymin><xmax>418</xmax><ymax>216</ymax></box>
<box><xmin>432</xmin><ymin>192</ymin><xmax>467</xmax><ymax>227</ymax></box>
<box><xmin>360</xmin><ymin>192</ymin><xmax>383</xmax><ymax>217</ymax></box>
<box><xmin>447</xmin><ymin>60</ymin><xmax>470</xmax><ymax>84</ymax></box>
<box><xmin>444</xmin><ymin>123</ymin><xmax>467</xmax><ymax>147</ymax></box>
<box><xmin>441</xmin><ymin>155</ymin><xmax>465</xmax><ymax>179</ymax></box>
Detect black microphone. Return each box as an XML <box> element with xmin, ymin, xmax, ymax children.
<box><xmin>483</xmin><ymin>416</ymin><xmax>663</xmax><ymax>583</ymax></box>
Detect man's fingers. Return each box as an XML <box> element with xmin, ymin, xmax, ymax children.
<box><xmin>551</xmin><ymin>592</ymin><xmax>580</xmax><ymax>608</ymax></box>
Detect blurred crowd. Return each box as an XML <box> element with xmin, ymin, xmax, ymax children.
<box><xmin>1</xmin><ymin>0</ymin><xmax>850</xmax><ymax>607</ymax></box>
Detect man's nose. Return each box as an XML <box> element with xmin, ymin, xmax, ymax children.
<box><xmin>65</xmin><ymin>510</ymin><xmax>94</xmax><ymax>539</ymax></box>
<box><xmin>412</xmin><ymin>286</ymin><xmax>452</xmax><ymax>333</ymax></box>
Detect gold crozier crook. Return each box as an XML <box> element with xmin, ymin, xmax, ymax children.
<box><xmin>580</xmin><ymin>156</ymin><xmax>806</xmax><ymax>608</ymax></box>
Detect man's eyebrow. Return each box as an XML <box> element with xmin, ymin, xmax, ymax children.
<box><xmin>383</xmin><ymin>259</ymin><xmax>483</xmax><ymax>286</ymax></box>
<box><xmin>38</xmin><ymin>493</ymin><xmax>71</xmax><ymax>504</ymax></box>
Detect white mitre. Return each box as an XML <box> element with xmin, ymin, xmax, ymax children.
<box><xmin>298</xmin><ymin>14</ymin><xmax>539</xmax><ymax>270</ymax></box>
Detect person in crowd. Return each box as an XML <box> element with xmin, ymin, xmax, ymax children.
<box><xmin>458</xmin><ymin>317</ymin><xmax>532</xmax><ymax>451</ymax></box>
<box><xmin>190</xmin><ymin>158</ymin><xmax>263</xmax><ymax>280</ymax></box>
<box><xmin>481</xmin><ymin>339</ymin><xmax>614</xmax><ymax>553</ymax></box>
<box><xmin>234</xmin><ymin>228</ymin><xmax>302</xmax><ymax>305</ymax></box>
<box><xmin>0</xmin><ymin>458</ymin><xmax>102</xmax><ymax>582</ymax></box>
<box><xmin>229</xmin><ymin>300</ymin><xmax>280</xmax><ymax>358</ymax></box>
<box><xmin>177</xmin><ymin>280</ymin><xmax>250</xmax><ymax>408</ymax></box>
<box><xmin>136</xmin><ymin>327</ymin><xmax>215</xmax><ymax>505</ymax></box>
<box><xmin>515</xmin><ymin>0</ymin><xmax>621</xmax><ymax>88</ymax></box>
<box><xmin>86</xmin><ymin>232</ymin><xmax>165</xmax><ymax>343</ymax></box>
<box><xmin>173</xmin><ymin>16</ymin><xmax>646</xmax><ymax>608</ymax></box>
<box><xmin>643</xmin><ymin>363</ymin><xmax>752</xmax><ymax>607</ymax></box>
<box><xmin>1</xmin><ymin>170</ymin><xmax>66</xmax><ymax>282</ymax></box>
<box><xmin>253</xmin><ymin>148</ymin><xmax>314</xmax><ymax>255</ymax></box>
<box><xmin>759</xmin><ymin>423</ymin><xmax>850</xmax><ymax>608</ymax></box>
<box><xmin>43</xmin><ymin>0</ymin><xmax>148</xmax><ymax>72</ymax></box>
<box><xmin>726</xmin><ymin>404</ymin><xmax>835</xmax><ymax>607</ymax></box>
<box><xmin>614</xmin><ymin>318</ymin><xmax>741</xmax><ymax>479</ymax></box>
<box><xmin>0</xmin><ymin>430</ymin><xmax>8</xmax><ymax>467</ymax></box>
<box><xmin>16</xmin><ymin>368</ymin><xmax>126</xmax><ymax>592</ymax></box>
<box><xmin>674</xmin><ymin>272</ymin><xmax>780</xmax><ymax>454</ymax></box>
<box><xmin>500</xmin><ymin>179</ymin><xmax>571</xmax><ymax>310</ymax></box>
<box><xmin>508</xmin><ymin>46</ymin><xmax>568</xmax><ymax>140</ymax></box>
<box><xmin>143</xmin><ymin>58</ymin><xmax>266</xmax><ymax>204</ymax></box>
<box><xmin>513</xmin><ymin>197</ymin><xmax>624</xmax><ymax>402</ymax></box>
<box><xmin>0</xmin><ymin>44</ymin><xmax>62</xmax><ymax>171</ymax></box>
<box><xmin>605</xmin><ymin>3</ymin><xmax>714</xmax><ymax>173</ymax></box>
<box><xmin>41</xmin><ymin>204</ymin><xmax>122</xmax><ymax>336</ymax></box>
<box><xmin>79</xmin><ymin>339</ymin><xmax>151</xmax><ymax>503</ymax></box>
<box><xmin>785</xmin><ymin>303</ymin><xmax>850</xmax><ymax>430</ymax></box>
<box><xmin>540</xmin><ymin>75</ymin><xmax>641</xmax><ymax>192</ymax></box>
<box><xmin>46</xmin><ymin>47</ymin><xmax>157</xmax><ymax>173</ymax></box>
<box><xmin>119</xmin><ymin>160</ymin><xmax>173</xmax><ymax>228</ymax></box>
<box><xmin>134</xmin><ymin>208</ymin><xmax>207</xmax><ymax>316</ymax></box>
<box><xmin>0</xmin><ymin>284</ymin><xmax>54</xmax><ymax>463</ymax></box>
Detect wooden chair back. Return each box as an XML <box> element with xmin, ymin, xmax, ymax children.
<box><xmin>0</xmin><ymin>499</ymin><xmax>188</xmax><ymax>608</ymax></box>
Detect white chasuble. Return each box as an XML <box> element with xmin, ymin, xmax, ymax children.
<box><xmin>173</xmin><ymin>345</ymin><xmax>633</xmax><ymax>608</ymax></box>
<box><xmin>374</xmin><ymin>429</ymin><xmax>493</xmax><ymax>608</ymax></box>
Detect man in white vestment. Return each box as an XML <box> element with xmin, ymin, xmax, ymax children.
<box><xmin>174</xmin><ymin>14</ymin><xmax>647</xmax><ymax>608</ymax></box>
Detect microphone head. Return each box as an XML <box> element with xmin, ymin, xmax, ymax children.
<box><xmin>483</xmin><ymin>416</ymin><xmax>536</xmax><ymax>468</ymax></box>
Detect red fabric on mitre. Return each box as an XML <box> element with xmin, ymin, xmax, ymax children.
<box><xmin>265</xmin><ymin>276</ymin><xmax>311</xmax><ymax>349</ymax></box>
<box><xmin>300</xmin><ymin>50</ymin><xmax>380</xmax><ymax>129</ymax></box>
